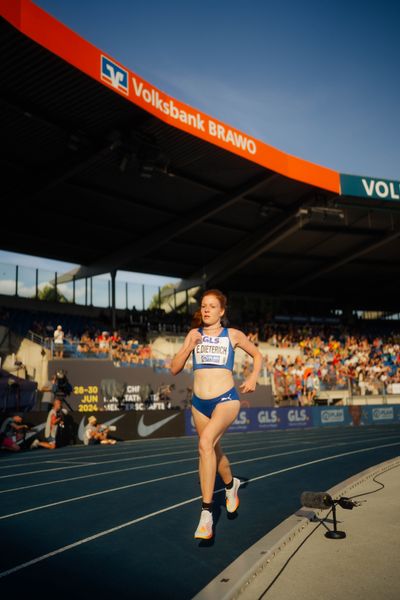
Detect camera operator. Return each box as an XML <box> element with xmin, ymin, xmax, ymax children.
<box><xmin>31</xmin><ymin>398</ymin><xmax>66</xmax><ymax>450</ymax></box>
<box><xmin>52</xmin><ymin>369</ymin><xmax>73</xmax><ymax>411</ymax></box>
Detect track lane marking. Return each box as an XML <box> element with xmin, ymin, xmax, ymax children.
<box><xmin>1</xmin><ymin>438</ymin><xmax>399</xmax><ymax>519</ymax></box>
<box><xmin>1</xmin><ymin>426</ymin><xmax>396</xmax><ymax>468</ymax></box>
<box><xmin>1</xmin><ymin>431</ymin><xmax>398</xmax><ymax>494</ymax></box>
<box><xmin>1</xmin><ymin>440</ymin><xmax>399</xmax><ymax>578</ymax></box>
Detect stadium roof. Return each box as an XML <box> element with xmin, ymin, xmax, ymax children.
<box><xmin>1</xmin><ymin>0</ymin><xmax>400</xmax><ymax>310</ymax></box>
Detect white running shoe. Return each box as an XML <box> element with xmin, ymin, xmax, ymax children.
<box><xmin>225</xmin><ymin>477</ymin><xmax>241</xmax><ymax>513</ymax></box>
<box><xmin>194</xmin><ymin>510</ymin><xmax>213</xmax><ymax>539</ymax></box>
<box><xmin>30</xmin><ymin>439</ymin><xmax>40</xmax><ymax>449</ymax></box>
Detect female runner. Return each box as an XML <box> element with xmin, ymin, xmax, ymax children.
<box><xmin>170</xmin><ymin>289</ymin><xmax>262</xmax><ymax>539</ymax></box>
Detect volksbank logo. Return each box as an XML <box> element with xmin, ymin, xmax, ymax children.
<box><xmin>131</xmin><ymin>77</ymin><xmax>257</xmax><ymax>155</ymax></box>
<box><xmin>361</xmin><ymin>179</ymin><xmax>400</xmax><ymax>200</ymax></box>
<box><xmin>340</xmin><ymin>174</ymin><xmax>400</xmax><ymax>201</ymax></box>
<box><xmin>101</xmin><ymin>55</ymin><xmax>129</xmax><ymax>95</ymax></box>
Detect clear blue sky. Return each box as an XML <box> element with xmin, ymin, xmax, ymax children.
<box><xmin>33</xmin><ymin>0</ymin><xmax>399</xmax><ymax>180</ymax></box>
<box><xmin>1</xmin><ymin>0</ymin><xmax>399</xmax><ymax>282</ymax></box>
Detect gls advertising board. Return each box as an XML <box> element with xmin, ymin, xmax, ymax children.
<box><xmin>185</xmin><ymin>405</ymin><xmax>400</xmax><ymax>435</ymax></box>
<box><xmin>2</xmin><ymin>406</ymin><xmax>399</xmax><ymax>446</ymax></box>
<box><xmin>185</xmin><ymin>407</ymin><xmax>313</xmax><ymax>435</ymax></box>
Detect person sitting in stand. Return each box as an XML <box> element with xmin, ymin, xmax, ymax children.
<box><xmin>97</xmin><ymin>331</ymin><xmax>110</xmax><ymax>354</ymax></box>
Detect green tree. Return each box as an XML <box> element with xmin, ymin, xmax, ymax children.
<box><xmin>148</xmin><ymin>283</ymin><xmax>175</xmax><ymax>310</ymax></box>
<box><xmin>37</xmin><ymin>285</ymin><xmax>68</xmax><ymax>303</ymax></box>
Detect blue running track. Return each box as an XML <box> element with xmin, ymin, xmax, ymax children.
<box><xmin>0</xmin><ymin>425</ymin><xmax>399</xmax><ymax>598</ymax></box>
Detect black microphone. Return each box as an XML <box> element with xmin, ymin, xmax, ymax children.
<box><xmin>300</xmin><ymin>491</ymin><xmax>334</xmax><ymax>509</ymax></box>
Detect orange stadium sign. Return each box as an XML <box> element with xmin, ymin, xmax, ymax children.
<box><xmin>1</xmin><ymin>0</ymin><xmax>342</xmax><ymax>193</ymax></box>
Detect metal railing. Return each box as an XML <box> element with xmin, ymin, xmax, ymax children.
<box><xmin>0</xmin><ymin>261</ymin><xmax>197</xmax><ymax>312</ymax></box>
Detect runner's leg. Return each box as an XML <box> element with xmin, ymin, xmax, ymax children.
<box><xmin>195</xmin><ymin>402</ymin><xmax>240</xmax><ymax>503</ymax></box>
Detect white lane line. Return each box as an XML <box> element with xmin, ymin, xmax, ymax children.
<box><xmin>0</xmin><ymin>428</ymin><xmax>397</xmax><ymax>486</ymax></box>
<box><xmin>0</xmin><ymin>441</ymin><xmax>328</xmax><ymax>500</ymax></box>
<box><xmin>0</xmin><ymin>436</ymin><xmax>331</xmax><ymax>479</ymax></box>
<box><xmin>0</xmin><ymin>493</ymin><xmax>204</xmax><ymax>579</ymax></box>
<box><xmin>245</xmin><ymin>441</ymin><xmax>400</xmax><ymax>484</ymax></box>
<box><xmin>0</xmin><ymin>438</ymin><xmax>276</xmax><ymax>473</ymax></box>
<box><xmin>0</xmin><ymin>435</ymin><xmax>397</xmax><ymax>494</ymax></box>
<box><xmin>0</xmin><ymin>469</ymin><xmax>200</xmax><ymax>520</ymax></box>
<box><xmin>0</xmin><ymin>448</ymin><xmax>202</xmax><ymax>479</ymax></box>
<box><xmin>0</xmin><ymin>436</ymin><xmax>265</xmax><ymax>468</ymax></box>
<box><xmin>1</xmin><ymin>432</ymin><xmax>398</xmax><ymax>493</ymax></box>
<box><xmin>1</xmin><ymin>437</ymin><xmax>399</xmax><ymax>519</ymax></box>
<box><xmin>1</xmin><ymin>439</ymin><xmax>399</xmax><ymax>578</ymax></box>
<box><xmin>0</xmin><ymin>426</ymin><xmax>395</xmax><ymax>468</ymax></box>
<box><xmin>44</xmin><ymin>461</ymin><xmax>97</xmax><ymax>466</ymax></box>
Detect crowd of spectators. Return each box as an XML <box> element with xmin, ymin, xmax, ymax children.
<box><xmin>33</xmin><ymin>315</ymin><xmax>400</xmax><ymax>400</ymax></box>
<box><xmin>4</xmin><ymin>305</ymin><xmax>400</xmax><ymax>402</ymax></box>
<box><xmin>262</xmin><ymin>331</ymin><xmax>400</xmax><ymax>404</ymax></box>
<box><xmin>76</xmin><ymin>330</ymin><xmax>154</xmax><ymax>365</ymax></box>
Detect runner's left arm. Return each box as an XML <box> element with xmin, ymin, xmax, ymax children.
<box><xmin>231</xmin><ymin>329</ymin><xmax>263</xmax><ymax>393</ymax></box>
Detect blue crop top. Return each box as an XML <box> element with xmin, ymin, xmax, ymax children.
<box><xmin>192</xmin><ymin>327</ymin><xmax>235</xmax><ymax>371</ymax></box>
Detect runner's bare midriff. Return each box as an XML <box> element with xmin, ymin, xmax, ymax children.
<box><xmin>193</xmin><ymin>368</ymin><xmax>235</xmax><ymax>399</ymax></box>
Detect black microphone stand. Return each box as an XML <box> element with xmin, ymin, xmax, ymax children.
<box><xmin>325</xmin><ymin>502</ymin><xmax>346</xmax><ymax>539</ymax></box>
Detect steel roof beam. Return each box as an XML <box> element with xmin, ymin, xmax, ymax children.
<box><xmin>56</xmin><ymin>172</ymin><xmax>278</xmax><ymax>283</ymax></box>
<box><xmin>190</xmin><ymin>195</ymin><xmax>315</xmax><ymax>285</ymax></box>
<box><xmin>285</xmin><ymin>228</ymin><xmax>400</xmax><ymax>292</ymax></box>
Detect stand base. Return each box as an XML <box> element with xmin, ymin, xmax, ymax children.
<box><xmin>325</xmin><ymin>530</ymin><xmax>346</xmax><ymax>539</ymax></box>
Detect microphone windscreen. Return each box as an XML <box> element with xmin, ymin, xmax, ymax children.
<box><xmin>300</xmin><ymin>491</ymin><xmax>333</xmax><ymax>509</ymax></box>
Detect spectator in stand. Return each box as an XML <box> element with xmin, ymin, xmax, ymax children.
<box><xmin>97</xmin><ymin>331</ymin><xmax>110</xmax><ymax>354</ymax></box>
<box><xmin>247</xmin><ymin>328</ymin><xmax>259</xmax><ymax>346</ymax></box>
<box><xmin>77</xmin><ymin>332</ymin><xmax>90</xmax><ymax>354</ymax></box>
<box><xmin>53</xmin><ymin>324</ymin><xmax>64</xmax><ymax>358</ymax></box>
<box><xmin>111</xmin><ymin>330</ymin><xmax>122</xmax><ymax>348</ymax></box>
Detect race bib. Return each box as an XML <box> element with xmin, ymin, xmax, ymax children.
<box><xmin>194</xmin><ymin>335</ymin><xmax>230</xmax><ymax>366</ymax></box>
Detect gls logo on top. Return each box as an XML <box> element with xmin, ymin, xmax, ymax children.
<box><xmin>286</xmin><ymin>408</ymin><xmax>312</xmax><ymax>428</ymax></box>
<box><xmin>101</xmin><ymin>56</ymin><xmax>129</xmax><ymax>95</ymax></box>
<box><xmin>257</xmin><ymin>409</ymin><xmax>280</xmax><ymax>429</ymax></box>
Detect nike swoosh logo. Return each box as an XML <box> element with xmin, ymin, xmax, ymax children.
<box><xmin>137</xmin><ymin>414</ymin><xmax>178</xmax><ymax>438</ymax></box>
<box><xmin>78</xmin><ymin>414</ymin><xmax>125</xmax><ymax>441</ymax></box>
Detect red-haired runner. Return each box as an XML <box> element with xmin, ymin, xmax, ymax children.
<box><xmin>171</xmin><ymin>289</ymin><xmax>262</xmax><ymax>539</ymax></box>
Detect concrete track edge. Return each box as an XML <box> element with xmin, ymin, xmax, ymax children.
<box><xmin>192</xmin><ymin>455</ymin><xmax>400</xmax><ymax>600</ymax></box>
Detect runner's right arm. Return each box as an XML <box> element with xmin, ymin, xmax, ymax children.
<box><xmin>170</xmin><ymin>329</ymin><xmax>202</xmax><ymax>375</ymax></box>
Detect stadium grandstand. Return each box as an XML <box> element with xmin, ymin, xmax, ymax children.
<box><xmin>1</xmin><ymin>2</ymin><xmax>400</xmax><ymax>600</ymax></box>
